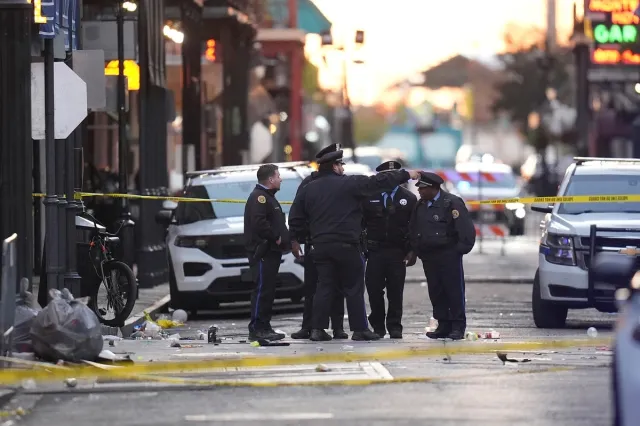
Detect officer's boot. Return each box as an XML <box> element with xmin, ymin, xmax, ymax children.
<box><xmin>310</xmin><ymin>329</ymin><xmax>332</xmax><ymax>341</ymax></box>
<box><xmin>351</xmin><ymin>329</ymin><xmax>381</xmax><ymax>341</ymax></box>
<box><xmin>291</xmin><ymin>329</ymin><xmax>311</xmax><ymax>339</ymax></box>
<box><xmin>426</xmin><ymin>322</ymin><xmax>451</xmax><ymax>339</ymax></box>
<box><xmin>333</xmin><ymin>329</ymin><xmax>349</xmax><ymax>339</ymax></box>
<box><xmin>448</xmin><ymin>323</ymin><xmax>465</xmax><ymax>340</ymax></box>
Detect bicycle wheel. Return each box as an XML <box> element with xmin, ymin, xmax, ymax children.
<box><xmin>89</xmin><ymin>260</ymin><xmax>137</xmax><ymax>327</ymax></box>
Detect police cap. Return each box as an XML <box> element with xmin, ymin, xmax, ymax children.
<box><xmin>375</xmin><ymin>160</ymin><xmax>403</xmax><ymax>172</ymax></box>
<box><xmin>415</xmin><ymin>171</ymin><xmax>444</xmax><ymax>188</ymax></box>
<box><xmin>316</xmin><ymin>143</ymin><xmax>344</xmax><ymax>164</ymax></box>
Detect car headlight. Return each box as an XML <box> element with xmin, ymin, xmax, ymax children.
<box><xmin>540</xmin><ymin>231</ymin><xmax>575</xmax><ymax>266</ymax></box>
<box><xmin>175</xmin><ymin>235</ymin><xmax>210</xmax><ymax>249</ymax></box>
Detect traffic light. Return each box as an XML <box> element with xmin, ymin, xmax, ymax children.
<box><xmin>205</xmin><ymin>39</ymin><xmax>216</xmax><ymax>62</ymax></box>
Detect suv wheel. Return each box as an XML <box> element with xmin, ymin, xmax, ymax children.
<box><xmin>532</xmin><ymin>270</ymin><xmax>568</xmax><ymax>328</ymax></box>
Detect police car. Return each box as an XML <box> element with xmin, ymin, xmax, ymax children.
<box><xmin>531</xmin><ymin>157</ymin><xmax>640</xmax><ymax>328</ymax></box>
<box><xmin>156</xmin><ymin>162</ymin><xmax>312</xmax><ymax>314</ymax></box>
<box><xmin>589</xmin><ymin>252</ymin><xmax>640</xmax><ymax>426</ymax></box>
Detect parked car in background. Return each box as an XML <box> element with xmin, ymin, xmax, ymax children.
<box><xmin>451</xmin><ymin>162</ymin><xmax>526</xmax><ymax>235</ymax></box>
<box><xmin>342</xmin><ymin>146</ymin><xmax>407</xmax><ymax>170</ymax></box>
<box><xmin>155</xmin><ymin>162</ymin><xmax>312</xmax><ymax>315</ymax></box>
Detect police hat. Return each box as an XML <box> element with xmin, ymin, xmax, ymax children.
<box><xmin>375</xmin><ymin>160</ymin><xmax>403</xmax><ymax>172</ymax></box>
<box><xmin>316</xmin><ymin>143</ymin><xmax>344</xmax><ymax>165</ymax></box>
<box><xmin>415</xmin><ymin>171</ymin><xmax>444</xmax><ymax>188</ymax></box>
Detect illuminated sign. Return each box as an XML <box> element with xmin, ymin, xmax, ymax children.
<box><xmin>205</xmin><ymin>39</ymin><xmax>217</xmax><ymax>62</ymax></box>
<box><xmin>587</xmin><ymin>0</ymin><xmax>640</xmax><ymax>68</ymax></box>
<box><xmin>104</xmin><ymin>60</ymin><xmax>140</xmax><ymax>91</ymax></box>
<box><xmin>28</xmin><ymin>0</ymin><xmax>48</xmax><ymax>24</ymax></box>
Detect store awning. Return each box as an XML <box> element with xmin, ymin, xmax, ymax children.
<box><xmin>266</xmin><ymin>0</ymin><xmax>332</xmax><ymax>34</ymax></box>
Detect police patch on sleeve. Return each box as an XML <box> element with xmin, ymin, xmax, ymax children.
<box><xmin>452</xmin><ymin>209</ymin><xmax>459</xmax><ymax>219</ymax></box>
<box><xmin>257</xmin><ymin>195</ymin><xmax>266</xmax><ymax>204</ymax></box>
<box><xmin>399</xmin><ymin>198</ymin><xmax>407</xmax><ymax>206</ymax></box>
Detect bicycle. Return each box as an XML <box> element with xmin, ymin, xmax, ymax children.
<box><xmin>83</xmin><ymin>212</ymin><xmax>137</xmax><ymax>327</ymax></box>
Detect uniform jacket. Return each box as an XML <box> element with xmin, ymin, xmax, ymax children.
<box><xmin>409</xmin><ymin>190</ymin><xmax>476</xmax><ymax>256</ymax></box>
<box><xmin>362</xmin><ymin>185</ymin><xmax>417</xmax><ymax>252</ymax></box>
<box><xmin>244</xmin><ymin>184</ymin><xmax>290</xmax><ymax>255</ymax></box>
<box><xmin>289</xmin><ymin>169</ymin><xmax>410</xmax><ymax>246</ymax></box>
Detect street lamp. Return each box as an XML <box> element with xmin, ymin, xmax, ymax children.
<box><xmin>116</xmin><ymin>0</ymin><xmax>137</xmax><ymax>266</ymax></box>
<box><xmin>320</xmin><ymin>30</ymin><xmax>365</xmax><ymax>158</ymax></box>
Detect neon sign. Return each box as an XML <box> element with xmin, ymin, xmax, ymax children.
<box><xmin>588</xmin><ymin>0</ymin><xmax>640</xmax><ymax>66</ymax></box>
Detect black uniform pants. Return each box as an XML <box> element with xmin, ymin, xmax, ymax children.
<box><xmin>311</xmin><ymin>242</ymin><xmax>368</xmax><ymax>332</ymax></box>
<box><xmin>365</xmin><ymin>246</ymin><xmax>406</xmax><ymax>333</ymax></box>
<box><xmin>301</xmin><ymin>250</ymin><xmax>345</xmax><ymax>331</ymax></box>
<box><xmin>249</xmin><ymin>251</ymin><xmax>282</xmax><ymax>332</ymax></box>
<box><xmin>421</xmin><ymin>248</ymin><xmax>466</xmax><ymax>329</ymax></box>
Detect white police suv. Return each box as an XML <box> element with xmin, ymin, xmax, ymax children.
<box><xmin>531</xmin><ymin>157</ymin><xmax>640</xmax><ymax>328</ymax></box>
<box><xmin>156</xmin><ymin>162</ymin><xmax>312</xmax><ymax>314</ymax></box>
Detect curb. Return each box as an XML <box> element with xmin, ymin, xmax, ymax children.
<box><xmin>406</xmin><ymin>277</ymin><xmax>533</xmax><ymax>284</ymax></box>
<box><xmin>120</xmin><ymin>294</ymin><xmax>171</xmax><ymax>337</ymax></box>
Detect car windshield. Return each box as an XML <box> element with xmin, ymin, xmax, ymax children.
<box><xmin>456</xmin><ymin>172</ymin><xmax>518</xmax><ymax>190</ymax></box>
<box><xmin>204</xmin><ymin>177</ymin><xmax>301</xmax><ymax>218</ymax></box>
<box><xmin>176</xmin><ymin>177</ymin><xmax>302</xmax><ymax>223</ymax></box>
<box><xmin>558</xmin><ymin>174</ymin><xmax>640</xmax><ymax>214</ymax></box>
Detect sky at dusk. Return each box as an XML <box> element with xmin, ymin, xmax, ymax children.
<box><xmin>305</xmin><ymin>0</ymin><xmax>577</xmax><ymax>105</ymax></box>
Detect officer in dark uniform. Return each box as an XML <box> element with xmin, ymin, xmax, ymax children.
<box><xmin>362</xmin><ymin>160</ymin><xmax>418</xmax><ymax>339</ymax></box>
<box><xmin>244</xmin><ymin>164</ymin><xmax>290</xmax><ymax>342</ymax></box>
<box><xmin>290</xmin><ymin>144</ymin><xmax>347</xmax><ymax>340</ymax></box>
<box><xmin>289</xmin><ymin>148</ymin><xmax>420</xmax><ymax>341</ymax></box>
<box><xmin>409</xmin><ymin>172</ymin><xmax>476</xmax><ymax>340</ymax></box>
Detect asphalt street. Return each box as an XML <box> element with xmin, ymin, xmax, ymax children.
<box><xmin>3</xmin><ymin>214</ymin><xmax>617</xmax><ymax>426</ymax></box>
<box><xmin>5</xmin><ymin>279</ymin><xmax>616</xmax><ymax>426</ymax></box>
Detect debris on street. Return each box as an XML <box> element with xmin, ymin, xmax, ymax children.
<box><xmin>497</xmin><ymin>352</ymin><xmax>531</xmax><ymax>364</ymax></box>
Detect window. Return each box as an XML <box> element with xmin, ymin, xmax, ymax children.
<box><xmin>558</xmin><ymin>174</ymin><xmax>640</xmax><ymax>214</ymax></box>
<box><xmin>175</xmin><ymin>185</ymin><xmax>215</xmax><ymax>224</ymax></box>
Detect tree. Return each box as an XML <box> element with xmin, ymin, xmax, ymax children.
<box><xmin>353</xmin><ymin>105</ymin><xmax>389</xmax><ymax>145</ymax></box>
<box><xmin>492</xmin><ymin>23</ymin><xmax>572</xmax><ymax>138</ymax></box>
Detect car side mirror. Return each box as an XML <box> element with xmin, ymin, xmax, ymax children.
<box><xmin>591</xmin><ymin>252</ymin><xmax>636</xmax><ymax>288</ymax></box>
<box><xmin>155</xmin><ymin>210</ymin><xmax>174</xmax><ymax>227</ymax></box>
<box><xmin>531</xmin><ymin>203</ymin><xmax>553</xmax><ymax>214</ymax></box>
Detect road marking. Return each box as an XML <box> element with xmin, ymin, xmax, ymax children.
<box><xmin>185</xmin><ymin>412</ymin><xmax>335</xmax><ymax>421</ymax></box>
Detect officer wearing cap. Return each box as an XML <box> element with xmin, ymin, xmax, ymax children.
<box><xmin>289</xmin><ymin>147</ymin><xmax>420</xmax><ymax>341</ymax></box>
<box><xmin>362</xmin><ymin>161</ymin><xmax>417</xmax><ymax>339</ymax></box>
<box><xmin>290</xmin><ymin>144</ymin><xmax>347</xmax><ymax>340</ymax></box>
<box><xmin>409</xmin><ymin>171</ymin><xmax>476</xmax><ymax>340</ymax></box>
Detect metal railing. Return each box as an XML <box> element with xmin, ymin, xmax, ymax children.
<box><xmin>0</xmin><ymin>233</ymin><xmax>17</xmax><ymax>363</ymax></box>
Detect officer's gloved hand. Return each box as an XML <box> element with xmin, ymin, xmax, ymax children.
<box><xmin>404</xmin><ymin>251</ymin><xmax>417</xmax><ymax>267</ymax></box>
<box><xmin>291</xmin><ymin>240</ymin><xmax>302</xmax><ymax>259</ymax></box>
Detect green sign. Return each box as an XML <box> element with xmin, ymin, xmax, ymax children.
<box><xmin>593</xmin><ymin>24</ymin><xmax>638</xmax><ymax>44</ymax></box>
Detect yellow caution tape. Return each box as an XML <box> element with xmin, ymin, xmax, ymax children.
<box><xmin>0</xmin><ymin>338</ymin><xmax>610</xmax><ymax>385</ymax></box>
<box><xmin>30</xmin><ymin>192</ymin><xmax>640</xmax><ymax>206</ymax></box>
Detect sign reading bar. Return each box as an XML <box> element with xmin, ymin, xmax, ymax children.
<box><xmin>587</xmin><ymin>0</ymin><xmax>640</xmax><ymax>68</ymax></box>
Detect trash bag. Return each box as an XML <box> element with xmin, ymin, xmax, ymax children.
<box><xmin>30</xmin><ymin>288</ymin><xmax>104</xmax><ymax>362</ymax></box>
<box><xmin>12</xmin><ymin>288</ymin><xmax>41</xmax><ymax>353</ymax></box>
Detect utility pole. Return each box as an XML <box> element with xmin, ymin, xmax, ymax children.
<box><xmin>0</xmin><ymin>0</ymin><xmax>33</xmax><ymax>286</ymax></box>
<box><xmin>571</xmin><ymin>3</ymin><xmax>591</xmax><ymax>157</ymax></box>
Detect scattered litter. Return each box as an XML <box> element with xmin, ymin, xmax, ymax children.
<box><xmin>509</xmin><ymin>313</ymin><xmax>514</xmax><ymax>316</ymax></box>
<box><xmin>587</xmin><ymin>327</ymin><xmax>598</xmax><ymax>338</ymax></box>
<box><xmin>315</xmin><ymin>364</ymin><xmax>331</xmax><ymax>372</ymax></box>
<box><xmin>172</xmin><ymin>309</ymin><xmax>188</xmax><ymax>323</ymax></box>
<box><xmin>499</xmin><ymin>313</ymin><xmax>503</xmax><ymax>317</ymax></box>
<box><xmin>178</xmin><ymin>344</ymin><xmax>203</xmax><ymax>349</ymax></box>
<box><xmin>30</xmin><ymin>289</ymin><xmax>103</xmax><ymax>362</ymax></box>
<box><xmin>144</xmin><ymin>312</ymin><xmax>182</xmax><ymax>330</ymax></box>
<box><xmin>464</xmin><ymin>332</ymin><xmax>479</xmax><ymax>341</ymax></box>
<box><xmin>197</xmin><ymin>330</ymin><xmax>207</xmax><ymax>341</ymax></box>
<box><xmin>168</xmin><ymin>333</ymin><xmax>181</xmax><ymax>341</ymax></box>
<box><xmin>420</xmin><ymin>282</ymin><xmax>427</xmax><ymax>287</ymax></box>
<box><xmin>64</xmin><ymin>378</ymin><xmax>77</xmax><ymax>388</ymax></box>
<box><xmin>20</xmin><ymin>379</ymin><xmax>37</xmax><ymax>390</ymax></box>
<box><xmin>316</xmin><ymin>347</ymin><xmax>324</xmax><ymax>352</ymax></box>
<box><xmin>250</xmin><ymin>339</ymin><xmax>290</xmax><ymax>347</ymax></box>
<box><xmin>231</xmin><ymin>323</ymin><xmax>236</xmax><ymax>326</ymax></box>
<box><xmin>581</xmin><ymin>356</ymin><xmax>598</xmax><ymax>360</ymax></box>
<box><xmin>250</xmin><ymin>341</ymin><xmax>260</xmax><ymax>347</ymax></box>
<box><xmin>170</xmin><ymin>341</ymin><xmax>181</xmax><ymax>348</ymax></box>
<box><xmin>341</xmin><ymin>345</ymin><xmax>354</xmax><ymax>351</ymax></box>
<box><xmin>482</xmin><ymin>330</ymin><xmax>500</xmax><ymax>339</ymax></box>
<box><xmin>596</xmin><ymin>346</ymin><xmax>610</xmax><ymax>351</ymax></box>
<box><xmin>207</xmin><ymin>326</ymin><xmax>221</xmax><ymax>344</ymax></box>
<box><xmin>425</xmin><ymin>317</ymin><xmax>438</xmax><ymax>332</ymax></box>
<box><xmin>497</xmin><ymin>353</ymin><xmax>531</xmax><ymax>364</ymax></box>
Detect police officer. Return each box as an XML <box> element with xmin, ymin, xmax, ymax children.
<box><xmin>289</xmin><ymin>148</ymin><xmax>420</xmax><ymax>341</ymax></box>
<box><xmin>409</xmin><ymin>172</ymin><xmax>475</xmax><ymax>340</ymax></box>
<box><xmin>362</xmin><ymin>161</ymin><xmax>418</xmax><ymax>339</ymax></box>
<box><xmin>290</xmin><ymin>144</ymin><xmax>347</xmax><ymax>340</ymax></box>
<box><xmin>244</xmin><ymin>164</ymin><xmax>290</xmax><ymax>342</ymax></box>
